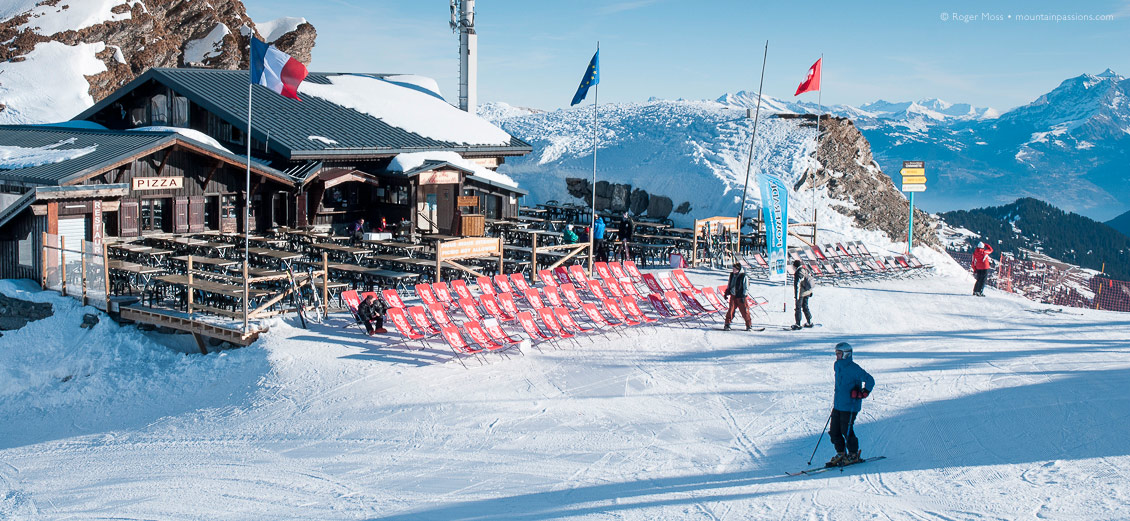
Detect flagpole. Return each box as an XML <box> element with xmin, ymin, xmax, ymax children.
<box><xmin>736</xmin><ymin>40</ymin><xmax>768</xmax><ymax>269</ymax></box>
<box><xmin>243</xmin><ymin>82</ymin><xmax>252</xmax><ymax>334</ymax></box>
<box><xmin>588</xmin><ymin>43</ymin><xmax>599</xmax><ymax>276</ymax></box>
<box><xmin>812</xmin><ymin>53</ymin><xmax>823</xmax><ymax>246</ymax></box>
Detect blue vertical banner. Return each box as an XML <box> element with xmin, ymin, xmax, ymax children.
<box><xmin>759</xmin><ymin>173</ymin><xmax>789</xmax><ymax>281</ymax></box>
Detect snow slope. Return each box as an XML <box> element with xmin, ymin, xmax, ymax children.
<box><xmin>2</xmin><ymin>260</ymin><xmax>1129</xmax><ymax>519</ymax></box>
<box><xmin>0</xmin><ymin>41</ymin><xmax>108</xmax><ymax>125</ymax></box>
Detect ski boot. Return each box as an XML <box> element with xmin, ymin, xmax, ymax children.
<box><xmin>723</xmin><ymin>324</ymin><xmax>732</xmax><ymax>331</ymax></box>
<box><xmin>790</xmin><ymin>324</ymin><xmax>802</xmax><ymax>330</ymax></box>
<box><xmin>803</xmin><ymin>322</ymin><xmax>814</xmax><ymax>328</ymax></box>
<box><xmin>825</xmin><ymin>452</ymin><xmax>847</xmax><ymax>468</ymax></box>
<box><xmin>844</xmin><ymin>450</ymin><xmax>862</xmax><ymax>465</ymax></box>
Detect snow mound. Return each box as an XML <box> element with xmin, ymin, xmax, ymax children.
<box><xmin>0</xmin><ymin>41</ymin><xmax>108</xmax><ymax>125</ymax></box>
<box><xmin>183</xmin><ymin>23</ymin><xmax>232</xmax><ymax>65</ymax></box>
<box><xmin>381</xmin><ymin>74</ymin><xmax>444</xmax><ymax>100</ymax></box>
<box><xmin>389</xmin><ymin>151</ymin><xmax>517</xmax><ymax>188</ymax></box>
<box><xmin>0</xmin><ymin>137</ymin><xmax>97</xmax><ymax>169</ymax></box>
<box><xmin>7</xmin><ymin>0</ymin><xmax>142</xmax><ymax>36</ymax></box>
<box><xmin>129</xmin><ymin>126</ymin><xmax>226</xmax><ymax>150</ymax></box>
<box><xmin>256</xmin><ymin>16</ymin><xmax>306</xmax><ymax>43</ymax></box>
<box><xmin>299</xmin><ymin>74</ymin><xmax>511</xmax><ymax>146</ymax></box>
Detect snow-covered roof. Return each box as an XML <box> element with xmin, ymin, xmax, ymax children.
<box><xmin>389</xmin><ymin>151</ymin><xmax>520</xmax><ymax>190</ymax></box>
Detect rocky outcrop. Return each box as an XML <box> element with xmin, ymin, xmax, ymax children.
<box><xmin>565</xmin><ymin>178</ymin><xmax>690</xmax><ymax>221</ymax></box>
<box><xmin>793</xmin><ymin>114</ymin><xmax>941</xmax><ymax>249</ymax></box>
<box><xmin>0</xmin><ymin>0</ymin><xmax>316</xmax><ymax>112</ymax></box>
<box><xmin>0</xmin><ymin>293</ymin><xmax>52</xmax><ymax>334</ymax></box>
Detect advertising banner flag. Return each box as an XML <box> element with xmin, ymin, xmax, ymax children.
<box><xmin>759</xmin><ymin>173</ymin><xmax>789</xmax><ymax>281</ymax></box>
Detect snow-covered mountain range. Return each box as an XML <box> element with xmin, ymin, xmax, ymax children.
<box><xmin>716</xmin><ymin>70</ymin><xmax>1130</xmax><ymax>221</ymax></box>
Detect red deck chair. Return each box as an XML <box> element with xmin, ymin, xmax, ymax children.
<box><xmin>671</xmin><ymin>268</ymin><xmax>697</xmax><ymax>292</ymax></box>
<box><xmin>510</xmin><ymin>273</ymin><xmax>533</xmax><ymax>293</ymax></box>
<box><xmin>451</xmin><ymin>279</ymin><xmax>476</xmax><ymax>300</ymax></box>
<box><xmin>601</xmin><ymin>298</ymin><xmax>640</xmax><ymax>327</ymax></box>
<box><xmin>622</xmin><ymin>260</ymin><xmax>645</xmax><ymax>282</ymax></box>
<box><xmin>432</xmin><ymin>281</ymin><xmax>456</xmax><ymax>307</ymax></box>
<box><xmin>379</xmin><ymin>288</ymin><xmax>406</xmax><ymax>309</ymax></box>
<box><xmin>386</xmin><ymin>307</ymin><xmax>432</xmax><ymax>349</ymax></box>
<box><xmin>699</xmin><ymin>287</ymin><xmax>728</xmax><ymax>316</ymax></box>
<box><xmin>462</xmin><ymin>321</ymin><xmax>515</xmax><ymax>357</ymax></box>
<box><xmin>647</xmin><ymin>293</ymin><xmax>693</xmax><ymax>326</ymax></box>
<box><xmin>537</xmin><ymin>307</ymin><xmax>580</xmax><ymax>346</ymax></box>
<box><xmin>415</xmin><ymin>284</ymin><xmax>439</xmax><ymax>307</ymax></box>
<box><xmin>458</xmin><ymin>297</ymin><xmax>488</xmax><ymax>322</ymax></box>
<box><xmin>812</xmin><ymin>245</ymin><xmax>828</xmax><ymax>261</ymax></box>
<box><xmin>341</xmin><ymin>290</ymin><xmax>368</xmax><ymax>332</ymax></box>
<box><xmin>554</xmin><ymin>307</ymin><xmax>596</xmax><ymax>336</ymax></box>
<box><xmin>559</xmin><ymin>283</ymin><xmax>586</xmax><ymax>309</ymax></box>
<box><xmin>497</xmin><ymin>292</ymin><xmax>521</xmax><ymax>318</ymax></box>
<box><xmin>593</xmin><ymin>262</ymin><xmax>613</xmax><ymax>281</ymax></box>
<box><xmin>568</xmin><ymin>264</ymin><xmax>590</xmax><ymax>287</ymax></box>
<box><xmin>483</xmin><ymin>319</ymin><xmax>523</xmax><ymax>346</ymax></box>
<box><xmin>679</xmin><ymin>291</ymin><xmax>716</xmax><ymax>322</ymax></box>
<box><xmin>608</xmin><ymin>261</ymin><xmax>630</xmax><ymax>282</ymax></box>
<box><xmin>587</xmin><ymin>279</ymin><xmax>609</xmax><ymax>300</ymax></box>
<box><xmin>754</xmin><ymin>253</ymin><xmax>770</xmax><ymax>269</ymax></box>
<box><xmin>620</xmin><ymin>296</ymin><xmax>658</xmax><ymax>325</ymax></box>
<box><xmin>480</xmin><ymin>294</ymin><xmax>515</xmax><ymax>321</ymax></box>
<box><xmin>602</xmin><ymin>278</ymin><xmax>625</xmax><ymax>299</ymax></box>
<box><xmin>617</xmin><ymin>278</ymin><xmax>642</xmax><ymax>298</ymax></box>
<box><xmin>493</xmin><ymin>273</ymin><xmax>515</xmax><ymax>294</ymax></box>
<box><xmin>524</xmin><ymin>288</ymin><xmax>546</xmax><ymax>309</ymax></box>
<box><xmin>543</xmin><ymin>285</ymin><xmax>570</xmax><ymax>309</ymax></box>
<box><xmin>537</xmin><ymin>269</ymin><xmax>558</xmax><ymax>287</ymax></box>
<box><xmin>836</xmin><ymin>243</ymin><xmax>852</xmax><ymax>257</ymax></box>
<box><xmin>407</xmin><ymin>305</ymin><xmax>442</xmax><ymax>336</ymax></box>
<box><xmin>747</xmin><ymin>295</ymin><xmax>771</xmax><ymax>319</ymax></box>
<box><xmin>665</xmin><ymin>290</ymin><xmax>707</xmax><ymax>325</ymax></box>
<box><xmin>641</xmin><ymin>273</ymin><xmax>665</xmax><ymax>294</ymax></box>
<box><xmin>476</xmin><ymin>276</ymin><xmax>497</xmax><ymax>296</ymax></box>
<box><xmin>579</xmin><ymin>302</ymin><xmax>627</xmax><ymax>336</ymax></box>
<box><xmin>553</xmin><ymin>266</ymin><xmax>571</xmax><ymax>285</ymax></box>
<box><xmin>515</xmin><ymin>310</ymin><xmax>559</xmax><ymax>349</ymax></box>
<box><xmin>438</xmin><ymin>325</ymin><xmax>485</xmax><ymax>368</ymax></box>
<box><xmin>428</xmin><ymin>303</ymin><xmax>458</xmax><ymax>328</ymax></box>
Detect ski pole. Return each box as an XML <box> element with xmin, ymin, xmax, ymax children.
<box><xmin>807</xmin><ymin>410</ymin><xmax>833</xmax><ymax>466</ymax></box>
<box><xmin>842</xmin><ymin>412</ymin><xmax>858</xmax><ymax>472</ymax></box>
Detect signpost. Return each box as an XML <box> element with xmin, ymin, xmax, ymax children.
<box><xmin>900</xmin><ymin>161</ymin><xmax>926</xmax><ymax>254</ymax></box>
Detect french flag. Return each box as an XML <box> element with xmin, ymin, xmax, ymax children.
<box><xmin>250</xmin><ymin>37</ymin><xmax>308</xmax><ymax>100</ymax></box>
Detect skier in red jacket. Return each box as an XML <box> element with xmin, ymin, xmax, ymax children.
<box><xmin>971</xmin><ymin>242</ymin><xmax>994</xmax><ymax>297</ymax></box>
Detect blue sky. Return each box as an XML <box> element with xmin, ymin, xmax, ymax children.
<box><xmin>244</xmin><ymin>0</ymin><xmax>1130</xmax><ymax>112</ymax></box>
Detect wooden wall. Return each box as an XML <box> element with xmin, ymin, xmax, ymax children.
<box><xmin>0</xmin><ymin>212</ymin><xmax>46</xmax><ymax>280</ymax></box>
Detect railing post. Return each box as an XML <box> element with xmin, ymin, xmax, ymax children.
<box><xmin>81</xmin><ymin>242</ymin><xmax>88</xmax><ymax>306</ymax></box>
<box><xmin>41</xmin><ymin>231</ymin><xmax>48</xmax><ymax>289</ymax></box>
<box><xmin>187</xmin><ymin>255</ymin><xmax>194</xmax><ymax>316</ymax></box>
<box><xmin>60</xmin><ymin>236</ymin><xmax>67</xmax><ymax>297</ymax></box>
<box><xmin>321</xmin><ymin>251</ymin><xmax>329</xmax><ymax>316</ymax></box>
<box><xmin>102</xmin><ymin>243</ymin><xmax>111</xmax><ymax>311</ymax></box>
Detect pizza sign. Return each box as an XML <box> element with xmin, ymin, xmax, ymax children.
<box><xmin>132</xmin><ymin>177</ymin><xmax>184</xmax><ymax>191</ymax></box>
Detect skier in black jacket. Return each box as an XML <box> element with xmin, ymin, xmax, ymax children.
<box><xmin>723</xmin><ymin>262</ymin><xmax>752</xmax><ymax>331</ymax></box>
<box><xmin>791</xmin><ymin>260</ymin><xmax>814</xmax><ymax>330</ymax></box>
<box><xmin>616</xmin><ymin>213</ymin><xmax>634</xmax><ymax>261</ymax></box>
<box><xmin>358</xmin><ymin>294</ymin><xmax>387</xmax><ymax>335</ymax></box>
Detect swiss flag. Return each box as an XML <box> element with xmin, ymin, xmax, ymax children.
<box><xmin>794</xmin><ymin>58</ymin><xmax>821</xmax><ymax>96</ymax></box>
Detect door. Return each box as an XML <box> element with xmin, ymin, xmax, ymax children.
<box><xmin>417</xmin><ymin>193</ymin><xmax>438</xmax><ymax>233</ymax></box>
<box><xmin>436</xmin><ymin>185</ymin><xmax>454</xmax><ymax>235</ymax></box>
<box><xmin>220</xmin><ymin>195</ymin><xmax>238</xmax><ymax>233</ymax></box>
<box><xmin>58</xmin><ymin>216</ymin><xmax>87</xmax><ymax>294</ymax></box>
<box><xmin>272</xmin><ymin>192</ymin><xmax>289</xmax><ymax>228</ymax></box>
<box><xmin>174</xmin><ymin>197</ymin><xmax>189</xmax><ymax>233</ymax></box>
<box><xmin>119</xmin><ymin>200</ymin><xmax>139</xmax><ymax>237</ymax></box>
<box><xmin>189</xmin><ymin>196</ymin><xmax>206</xmax><ymax>232</ymax></box>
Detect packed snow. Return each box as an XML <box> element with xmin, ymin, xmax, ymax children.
<box><xmin>0</xmin><ymin>41</ymin><xmax>107</xmax><ymax>125</ymax></box>
<box><xmin>2</xmin><ymin>246</ymin><xmax>1129</xmax><ymax>519</ymax></box>
<box><xmin>380</xmin><ymin>74</ymin><xmax>445</xmax><ymax>100</ymax></box>
<box><xmin>299</xmin><ymin>74</ymin><xmax>512</xmax><ymax>146</ymax></box>
<box><xmin>0</xmin><ymin>137</ymin><xmax>97</xmax><ymax>170</ymax></box>
<box><xmin>182</xmin><ymin>23</ymin><xmax>232</xmax><ymax>65</ymax></box>
<box><xmin>129</xmin><ymin>126</ymin><xmax>227</xmax><ymax>150</ymax></box>
<box><xmin>5</xmin><ymin>0</ymin><xmax>141</xmax><ymax>36</ymax></box>
<box><xmin>389</xmin><ymin>150</ymin><xmax>518</xmax><ymax>188</ymax></box>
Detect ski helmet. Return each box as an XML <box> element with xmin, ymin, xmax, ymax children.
<box><xmin>835</xmin><ymin>342</ymin><xmax>852</xmax><ymax>358</ymax></box>
<box><xmin>977</xmin><ymin>241</ymin><xmax>985</xmax><ymax>249</ymax></box>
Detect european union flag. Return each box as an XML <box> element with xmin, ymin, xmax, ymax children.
<box><xmin>570</xmin><ymin>49</ymin><xmax>600</xmax><ymax>106</ymax></box>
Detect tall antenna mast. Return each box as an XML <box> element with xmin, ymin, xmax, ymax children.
<box><xmin>450</xmin><ymin>0</ymin><xmax>477</xmax><ymax>113</ymax></box>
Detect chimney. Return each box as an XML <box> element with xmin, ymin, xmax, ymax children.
<box><xmin>454</xmin><ymin>0</ymin><xmax>477</xmax><ymax>114</ymax></box>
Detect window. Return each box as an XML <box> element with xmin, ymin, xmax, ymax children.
<box><xmin>204</xmin><ymin>195</ymin><xmax>218</xmax><ymax>229</ymax></box>
<box><xmin>171</xmin><ymin>96</ymin><xmax>189</xmax><ymax>127</ymax></box>
<box><xmin>149</xmin><ymin>94</ymin><xmax>168</xmax><ymax>125</ymax></box>
<box><xmin>17</xmin><ymin>227</ymin><xmax>32</xmax><ymax>267</ymax></box>
<box><xmin>140</xmin><ymin>198</ymin><xmax>169</xmax><ymax>232</ymax></box>
<box><xmin>221</xmin><ymin>195</ymin><xmax>238</xmax><ymax>219</ymax></box>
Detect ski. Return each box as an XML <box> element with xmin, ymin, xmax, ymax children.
<box><xmin>284</xmin><ymin>263</ymin><xmax>308</xmax><ymax>329</ymax></box>
<box><xmin>720</xmin><ymin>327</ymin><xmax>766</xmax><ymax>332</ymax></box>
<box><xmin>783</xmin><ymin>323</ymin><xmax>822</xmax><ymax>331</ymax></box>
<box><xmin>786</xmin><ymin>456</ymin><xmax>886</xmax><ymax>476</ymax></box>
<box><xmin>306</xmin><ymin>266</ymin><xmax>325</xmax><ymax>321</ymax></box>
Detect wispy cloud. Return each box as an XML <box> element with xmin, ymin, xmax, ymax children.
<box><xmin>598</xmin><ymin>0</ymin><xmax>662</xmax><ymax>16</ymax></box>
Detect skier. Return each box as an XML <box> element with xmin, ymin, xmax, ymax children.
<box><xmin>971</xmin><ymin>241</ymin><xmax>994</xmax><ymax>296</ymax></box>
<box><xmin>358</xmin><ymin>294</ymin><xmax>387</xmax><ymax>335</ymax></box>
<box><xmin>563</xmin><ymin>224</ymin><xmax>579</xmax><ymax>244</ymax></box>
<box><xmin>593</xmin><ymin>217</ymin><xmax>608</xmax><ymax>263</ymax></box>
<box><xmin>617</xmin><ymin>212</ymin><xmax>635</xmax><ymax>261</ymax></box>
<box><xmin>722</xmin><ymin>262</ymin><xmax>752</xmax><ymax>331</ymax></box>
<box><xmin>826</xmin><ymin>342</ymin><xmax>875</xmax><ymax>467</ymax></box>
<box><xmin>791</xmin><ymin>259</ymin><xmax>814</xmax><ymax>330</ymax></box>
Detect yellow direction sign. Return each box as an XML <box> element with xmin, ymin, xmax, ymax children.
<box><xmin>902</xmin><ymin>175</ymin><xmax>927</xmax><ymax>184</ymax></box>
<box><xmin>900</xmin><ymin>168</ymin><xmax>925</xmax><ymax>179</ymax></box>
<box><xmin>901</xmin><ymin>161</ymin><xmax>926</xmax><ymax>191</ymax></box>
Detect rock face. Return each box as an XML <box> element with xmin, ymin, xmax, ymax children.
<box><xmin>564</xmin><ymin>178</ymin><xmax>687</xmax><ymax>221</ymax></box>
<box><xmin>800</xmin><ymin>115</ymin><xmax>941</xmax><ymax>248</ymax></box>
<box><xmin>0</xmin><ymin>0</ymin><xmax>316</xmax><ymax>114</ymax></box>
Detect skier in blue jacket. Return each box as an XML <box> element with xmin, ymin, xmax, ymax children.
<box><xmin>593</xmin><ymin>217</ymin><xmax>608</xmax><ymax>262</ymax></box>
<box><xmin>827</xmin><ymin>342</ymin><xmax>875</xmax><ymax>467</ymax></box>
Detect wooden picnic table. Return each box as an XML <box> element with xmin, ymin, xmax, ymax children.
<box><xmin>309</xmin><ymin>242</ymin><xmax>372</xmax><ymax>262</ymax></box>
<box><xmin>247</xmin><ymin>248</ymin><xmax>305</xmax><ymax>264</ymax></box>
<box><xmin>170</xmin><ymin>255</ymin><xmax>240</xmax><ymax>268</ymax></box>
